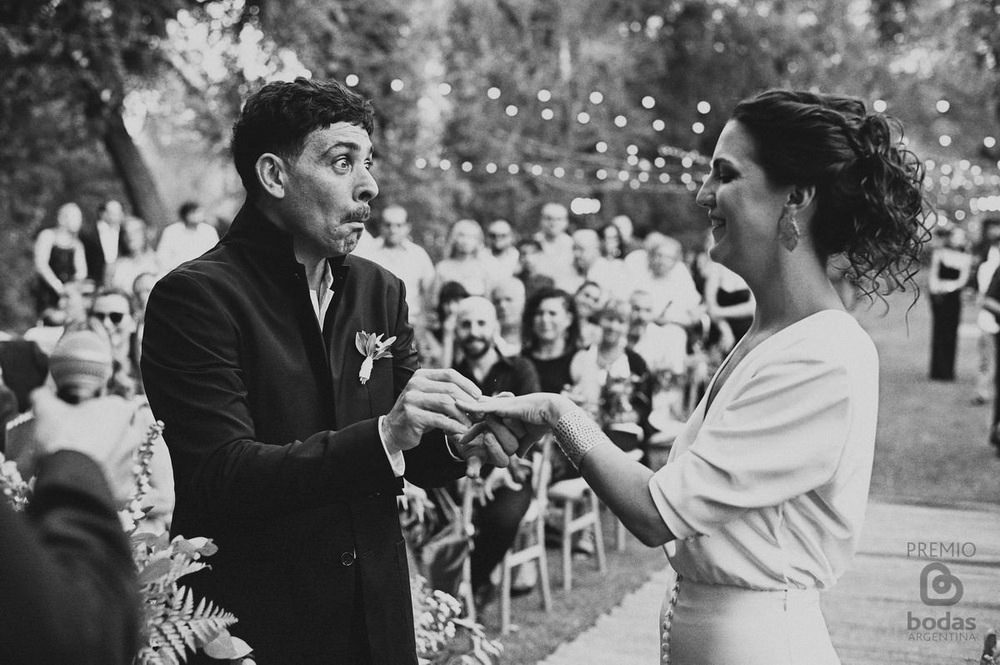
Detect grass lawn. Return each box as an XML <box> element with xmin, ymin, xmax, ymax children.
<box><xmin>476</xmin><ymin>282</ymin><xmax>1000</xmax><ymax>664</ymax></box>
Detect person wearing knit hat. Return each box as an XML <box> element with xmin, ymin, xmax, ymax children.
<box><xmin>48</xmin><ymin>329</ymin><xmax>113</xmax><ymax>403</ymax></box>
<box><xmin>5</xmin><ymin>328</ymin><xmax>175</xmax><ymax>533</ymax></box>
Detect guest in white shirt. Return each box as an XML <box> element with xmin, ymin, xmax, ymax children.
<box><xmin>156</xmin><ymin>201</ymin><xmax>219</xmax><ymax>274</ymax></box>
<box><xmin>630</xmin><ymin>233</ymin><xmax>703</xmax><ymax>328</ymax></box>
<box><xmin>532</xmin><ymin>202</ymin><xmax>575</xmax><ymax>285</ymax></box>
<box><xmin>485</xmin><ymin>219</ymin><xmax>520</xmax><ymax>278</ymax></box>
<box><xmin>365</xmin><ymin>204</ymin><xmax>436</xmax><ymax>327</ymax></box>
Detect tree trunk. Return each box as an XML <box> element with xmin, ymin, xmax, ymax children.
<box><xmin>102</xmin><ymin>110</ymin><xmax>172</xmax><ymax>230</ymax></box>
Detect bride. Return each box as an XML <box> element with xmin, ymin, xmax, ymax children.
<box><xmin>461</xmin><ymin>89</ymin><xmax>928</xmax><ymax>664</ymax></box>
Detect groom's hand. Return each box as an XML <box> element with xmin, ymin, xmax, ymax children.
<box><xmin>382</xmin><ymin>369</ymin><xmax>484</xmax><ymax>454</ymax></box>
<box><xmin>449</xmin><ymin>417</ymin><xmax>521</xmax><ymax>478</ymax></box>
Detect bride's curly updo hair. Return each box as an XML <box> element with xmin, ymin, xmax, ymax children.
<box><xmin>731</xmin><ymin>89</ymin><xmax>930</xmax><ymax>297</ymax></box>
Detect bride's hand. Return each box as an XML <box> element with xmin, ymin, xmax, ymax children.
<box><xmin>458</xmin><ymin>392</ymin><xmax>578</xmax><ymax>455</ymax></box>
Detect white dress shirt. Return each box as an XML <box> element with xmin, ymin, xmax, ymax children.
<box><xmin>307</xmin><ymin>260</ymin><xmax>405</xmax><ymax>477</ymax></box>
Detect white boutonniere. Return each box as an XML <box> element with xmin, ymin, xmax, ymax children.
<box><xmin>356</xmin><ymin>331</ymin><xmax>395</xmax><ymax>385</ymax></box>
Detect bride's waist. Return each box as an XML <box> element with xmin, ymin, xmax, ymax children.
<box><xmin>674</xmin><ymin>577</ymin><xmax>821</xmax><ymax>612</ymax></box>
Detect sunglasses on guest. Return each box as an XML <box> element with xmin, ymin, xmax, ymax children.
<box><xmin>92</xmin><ymin>311</ymin><xmax>126</xmax><ymax>325</ymax></box>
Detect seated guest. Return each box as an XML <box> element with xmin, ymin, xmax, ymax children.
<box><xmin>421</xmin><ymin>281</ymin><xmax>470</xmax><ymax>369</ymax></box>
<box><xmin>599</xmin><ymin>222</ymin><xmax>625</xmax><ymax>260</ymax></box>
<box><xmin>365</xmin><ymin>204</ymin><xmax>436</xmax><ymax>329</ymax></box>
<box><xmin>573</xmin><ymin>280</ymin><xmax>605</xmax><ymax>349</ymax></box>
<box><xmin>532</xmin><ymin>202</ymin><xmax>576</xmax><ymax>287</ymax></box>
<box><xmin>568</xmin><ymin>299</ymin><xmax>653</xmax><ymax>454</ymax></box>
<box><xmin>486</xmin><ymin>219</ymin><xmax>520</xmax><ymax>278</ymax></box>
<box><xmin>521</xmin><ymin>287</ymin><xmax>581</xmax><ymax>484</ymax></box>
<box><xmin>563</xmin><ymin>229</ymin><xmax>630</xmax><ymax>299</ymax></box>
<box><xmin>433</xmin><ymin>219</ymin><xmax>496</xmax><ymax>298</ymax></box>
<box><xmin>0</xmin><ymin>387</ymin><xmax>141</xmax><ymax>665</ymax></box>
<box><xmin>515</xmin><ymin>238</ymin><xmax>555</xmax><ymax>298</ymax></box>
<box><xmin>629</xmin><ymin>233</ymin><xmax>704</xmax><ymax>328</ymax></box>
<box><xmin>490</xmin><ymin>277</ymin><xmax>526</xmax><ymax>356</ymax></box>
<box><xmin>109</xmin><ymin>216</ymin><xmax>160</xmax><ymax>294</ymax></box>
<box><xmin>6</xmin><ymin>330</ymin><xmax>174</xmax><ymax>534</ymax></box>
<box><xmin>88</xmin><ymin>288</ymin><xmax>140</xmax><ymax>398</ymax></box>
<box><xmin>451</xmin><ymin>297</ymin><xmax>539</xmax><ymax>606</ymax></box>
<box><xmin>156</xmin><ymin>201</ymin><xmax>219</xmax><ymax>274</ymax></box>
<box><xmin>627</xmin><ymin>289</ymin><xmax>688</xmax><ymax>377</ymax></box>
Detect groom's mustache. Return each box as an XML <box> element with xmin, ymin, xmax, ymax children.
<box><xmin>342</xmin><ymin>207</ymin><xmax>370</xmax><ymax>223</ymax></box>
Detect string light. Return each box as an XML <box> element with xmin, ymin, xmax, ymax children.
<box><xmin>388</xmin><ymin>80</ymin><xmax>997</xmax><ymax>203</ymax></box>
<box><xmin>345</xmin><ymin>74</ymin><xmax>359</xmax><ymax>87</ymax></box>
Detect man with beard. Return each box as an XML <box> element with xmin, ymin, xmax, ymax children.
<box><xmin>141</xmin><ymin>78</ymin><xmax>518</xmax><ymax>665</ymax></box>
<box><xmin>451</xmin><ymin>296</ymin><xmax>540</xmax><ymax>606</ymax></box>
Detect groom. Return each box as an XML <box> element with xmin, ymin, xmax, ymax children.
<box><xmin>141</xmin><ymin>78</ymin><xmax>516</xmax><ymax>664</ymax></box>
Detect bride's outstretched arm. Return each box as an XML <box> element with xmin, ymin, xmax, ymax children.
<box><xmin>460</xmin><ymin>392</ymin><xmax>676</xmax><ymax>547</ymax></box>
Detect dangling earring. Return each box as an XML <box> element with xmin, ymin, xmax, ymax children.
<box><xmin>778</xmin><ymin>207</ymin><xmax>800</xmax><ymax>252</ymax></box>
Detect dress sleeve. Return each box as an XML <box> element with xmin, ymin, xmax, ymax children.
<box><xmin>648</xmin><ymin>356</ymin><xmax>851</xmax><ymax>539</ymax></box>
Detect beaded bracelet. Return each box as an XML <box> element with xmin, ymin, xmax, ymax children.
<box><xmin>553</xmin><ymin>408</ymin><xmax>612</xmax><ymax>469</ymax></box>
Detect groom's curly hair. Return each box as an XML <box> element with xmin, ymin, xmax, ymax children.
<box><xmin>231</xmin><ymin>77</ymin><xmax>375</xmax><ymax>197</ymax></box>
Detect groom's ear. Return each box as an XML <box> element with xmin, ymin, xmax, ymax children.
<box><xmin>255</xmin><ymin>153</ymin><xmax>287</xmax><ymax>200</ymax></box>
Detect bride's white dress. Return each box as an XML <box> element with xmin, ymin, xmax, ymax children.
<box><xmin>646</xmin><ymin>311</ymin><xmax>878</xmax><ymax>664</ymax></box>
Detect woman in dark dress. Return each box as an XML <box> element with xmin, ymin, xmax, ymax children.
<box><xmin>32</xmin><ymin>203</ymin><xmax>88</xmax><ymax>315</ymax></box>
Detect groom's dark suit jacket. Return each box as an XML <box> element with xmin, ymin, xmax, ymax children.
<box><xmin>141</xmin><ymin>203</ymin><xmax>464</xmax><ymax>664</ymax></box>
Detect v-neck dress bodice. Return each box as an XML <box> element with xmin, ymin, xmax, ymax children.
<box><xmin>649</xmin><ymin>310</ymin><xmax>878</xmax><ymax>590</ymax></box>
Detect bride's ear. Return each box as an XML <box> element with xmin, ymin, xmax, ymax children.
<box><xmin>786</xmin><ymin>185</ymin><xmax>816</xmax><ymax>213</ymax></box>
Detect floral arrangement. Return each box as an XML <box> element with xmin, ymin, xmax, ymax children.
<box><xmin>0</xmin><ymin>420</ymin><xmax>251</xmax><ymax>665</ymax></box>
<box><xmin>412</xmin><ymin>575</ymin><xmax>502</xmax><ymax>665</ymax></box>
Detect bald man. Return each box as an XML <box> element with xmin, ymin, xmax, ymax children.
<box><xmin>451</xmin><ymin>296</ymin><xmax>540</xmax><ymax>606</ymax></box>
